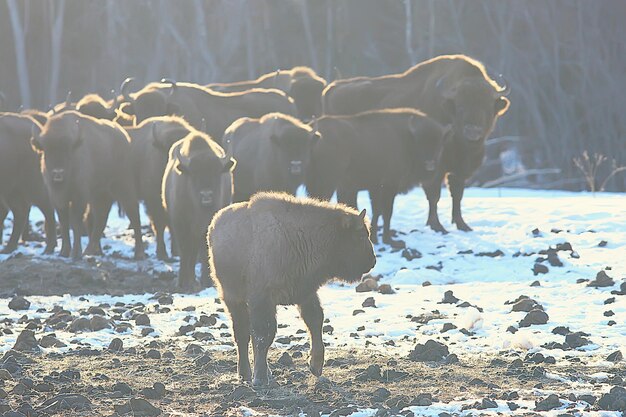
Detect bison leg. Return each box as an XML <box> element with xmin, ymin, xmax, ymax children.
<box><xmin>298</xmin><ymin>294</ymin><xmax>325</xmax><ymax>377</ymax></box>
<box><xmin>84</xmin><ymin>198</ymin><xmax>112</xmax><ymax>256</ymax></box>
<box><xmin>178</xmin><ymin>235</ymin><xmax>199</xmax><ymax>291</ymax></box>
<box><xmin>422</xmin><ymin>173</ymin><xmax>448</xmax><ymax>234</ymax></box>
<box><xmin>199</xmin><ymin>237</ymin><xmax>212</xmax><ymax>288</ymax></box>
<box><xmin>0</xmin><ymin>204</ymin><xmax>7</xmax><ymax>246</ymax></box>
<box><xmin>145</xmin><ymin>199</ymin><xmax>169</xmax><ymax>260</ymax></box>
<box><xmin>447</xmin><ymin>173</ymin><xmax>472</xmax><ymax>232</ymax></box>
<box><xmin>380</xmin><ymin>188</ymin><xmax>405</xmax><ymax>248</ymax></box>
<box><xmin>57</xmin><ymin>204</ymin><xmax>71</xmax><ymax>258</ymax></box>
<box><xmin>1</xmin><ymin>198</ymin><xmax>29</xmax><ymax>254</ymax></box>
<box><xmin>19</xmin><ymin>207</ymin><xmax>32</xmax><ymax>242</ymax></box>
<box><xmin>70</xmin><ymin>200</ymin><xmax>87</xmax><ymax>261</ymax></box>
<box><xmin>224</xmin><ymin>299</ymin><xmax>252</xmax><ymax>382</ymax></box>
<box><xmin>119</xmin><ymin>197</ymin><xmax>144</xmax><ymax>260</ymax></box>
<box><xmin>33</xmin><ymin>192</ymin><xmax>57</xmax><ymax>255</ymax></box>
<box><xmin>368</xmin><ymin>188</ymin><xmax>382</xmax><ymax>244</ymax></box>
<box><xmin>249</xmin><ymin>295</ymin><xmax>277</xmax><ymax>387</ymax></box>
<box><xmin>336</xmin><ymin>187</ymin><xmax>358</xmax><ymax>210</ymax></box>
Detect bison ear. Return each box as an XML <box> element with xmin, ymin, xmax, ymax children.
<box><xmin>222</xmin><ymin>157</ymin><xmax>237</xmax><ymax>173</ymax></box>
<box><xmin>495</xmin><ymin>96</ymin><xmax>510</xmax><ymax>116</ymax></box>
<box><xmin>173</xmin><ymin>147</ymin><xmax>190</xmax><ymax>175</ymax></box>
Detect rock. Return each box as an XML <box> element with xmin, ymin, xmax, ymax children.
<box><xmin>140</xmin><ymin>383</ymin><xmax>166</xmax><ymax>400</ymax></box>
<box><xmin>607</xmin><ymin>351</ymin><xmax>623</xmax><ymax>363</ymax></box>
<box><xmin>141</xmin><ymin>327</ymin><xmax>155</xmax><ymax>337</ymax></box>
<box><xmin>378</xmin><ymin>284</ymin><xmax>395</xmax><ymax>294</ymax></box>
<box><xmin>598</xmin><ymin>387</ymin><xmax>626</xmax><ymax>412</ymax></box>
<box><xmin>441</xmin><ymin>323</ymin><xmax>457</xmax><ymax>333</ymax></box>
<box><xmin>401</xmin><ymin>248</ymin><xmax>422</xmax><ymax>261</ymax></box>
<box><xmin>565</xmin><ymin>332</ymin><xmax>591</xmax><ymax>348</ymax></box>
<box><xmin>411</xmin><ymin>393</ymin><xmax>433</xmax><ymax>406</ymax></box>
<box><xmin>512</xmin><ymin>298</ymin><xmax>542</xmax><ymax>312</ymax></box>
<box><xmin>475</xmin><ymin>249</ymin><xmax>504</xmax><ymax>257</ymax></box>
<box><xmin>408</xmin><ymin>340</ymin><xmax>449</xmax><ymax>362</ymax></box>
<box><xmin>604</xmin><ymin>310</ymin><xmax>615</xmax><ymax>317</ymax></box>
<box><xmin>356</xmin><ymin>277</ymin><xmax>379</xmax><ymax>293</ymax></box>
<box><xmin>38</xmin><ymin>393</ymin><xmax>92</xmax><ymax>412</ymax></box>
<box><xmin>8</xmin><ymin>296</ymin><xmax>30</xmax><ymax>311</ymax></box>
<box><xmin>69</xmin><ymin>317</ymin><xmax>91</xmax><ymax>332</ymax></box>
<box><xmin>12</xmin><ymin>329</ymin><xmax>39</xmax><ymax>352</ymax></box>
<box><xmin>145</xmin><ymin>349</ymin><xmax>161</xmax><ymax>359</ymax></box>
<box><xmin>108</xmin><ymin>338</ymin><xmax>124</xmax><ymax>352</ymax></box>
<box><xmin>362</xmin><ymin>297</ymin><xmax>376</xmax><ymax>308</ymax></box>
<box><xmin>0</xmin><ymin>370</ymin><xmax>10</xmax><ymax>380</ymax></box>
<box><xmin>114</xmin><ymin>398</ymin><xmax>162</xmax><ymax>416</ymax></box>
<box><xmin>588</xmin><ymin>271</ymin><xmax>615</xmax><ymax>288</ymax></box>
<box><xmin>87</xmin><ymin>306</ymin><xmax>106</xmax><ymax>315</ymax></box>
<box><xmin>353</xmin><ymin>309</ymin><xmax>365</xmax><ymax>316</ymax></box>
<box><xmin>598</xmin><ymin>240</ymin><xmax>608</xmax><ymax>247</ymax></box>
<box><xmin>157</xmin><ymin>294</ymin><xmax>173</xmax><ymax>305</ymax></box>
<box><xmin>185</xmin><ymin>343</ymin><xmax>204</xmax><ymax>355</ymax></box>
<box><xmin>547</xmin><ymin>251</ymin><xmax>563</xmax><ymax>267</ymax></box>
<box><xmin>552</xmin><ymin>326</ymin><xmax>571</xmax><ymax>335</ymax></box>
<box><xmin>530</xmin><ymin>280</ymin><xmax>541</xmax><ymax>287</ymax></box>
<box><xmin>533</xmin><ymin>263</ymin><xmax>549</xmax><ymax>275</ymax></box>
<box><xmin>371</xmin><ymin>387</ymin><xmax>391</xmax><ymax>402</ymax></box>
<box><xmin>356</xmin><ymin>364</ymin><xmax>382</xmax><ymax>381</ymax></box>
<box><xmin>135</xmin><ymin>314</ymin><xmax>151</xmax><ymax>326</ymax></box>
<box><xmin>90</xmin><ymin>315</ymin><xmax>111</xmax><ymax>331</ymax></box>
<box><xmin>39</xmin><ymin>334</ymin><xmax>66</xmax><ymax>348</ymax></box>
<box><xmin>441</xmin><ymin>290</ymin><xmax>459</xmax><ymax>304</ymax></box>
<box><xmin>323</xmin><ymin>324</ymin><xmax>334</xmax><ymax>334</ymax></box>
<box><xmin>526</xmin><ymin>352</ymin><xmax>545</xmax><ymax>363</ymax></box>
<box><xmin>579</xmin><ymin>394</ymin><xmax>596</xmax><ymax>405</ymax></box>
<box><xmin>227</xmin><ymin>385</ymin><xmax>256</xmax><ymax>401</ymax></box>
<box><xmin>112</xmin><ymin>382</ymin><xmax>133</xmax><ymax>395</ymax></box>
<box><xmin>535</xmin><ymin>394</ymin><xmax>562</xmax><ymax>411</ymax></box>
<box><xmin>178</xmin><ymin>324</ymin><xmax>194</xmax><ymax>335</ymax></box>
<box><xmin>519</xmin><ymin>309</ymin><xmax>549</xmax><ymax>327</ymax></box>
<box><xmin>532</xmin><ymin>228</ymin><xmax>541</xmax><ymax>236</ymax></box>
<box><xmin>277</xmin><ymin>352</ymin><xmax>294</xmax><ymax>367</ymax></box>
<box><xmin>506</xmin><ymin>326</ymin><xmax>518</xmax><ymax>334</ymax></box>
<box><xmin>192</xmin><ymin>331</ymin><xmax>214</xmax><ymax>341</ymax></box>
<box><xmin>479</xmin><ymin>398</ymin><xmax>498</xmax><ymax>409</ymax></box>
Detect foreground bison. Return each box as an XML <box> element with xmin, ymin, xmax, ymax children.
<box><xmin>31</xmin><ymin>111</ymin><xmax>143</xmax><ymax>260</ymax></box>
<box><xmin>122</xmin><ymin>80</ymin><xmax>297</xmax><ymax>143</ymax></box>
<box><xmin>75</xmin><ymin>91</ymin><xmax>120</xmax><ymax>120</ymax></box>
<box><xmin>126</xmin><ymin>116</ymin><xmax>193</xmax><ymax>260</ymax></box>
<box><xmin>0</xmin><ymin>113</ymin><xmax>56</xmax><ymax>254</ymax></box>
<box><xmin>306</xmin><ymin>109</ymin><xmax>450</xmax><ymax>246</ymax></box>
<box><xmin>162</xmin><ymin>132</ymin><xmax>235</xmax><ymax>289</ymax></box>
<box><xmin>323</xmin><ymin>54</ymin><xmax>510</xmax><ymax>232</ymax></box>
<box><xmin>223</xmin><ymin>113</ymin><xmax>320</xmax><ymax>202</ymax></box>
<box><xmin>208</xmin><ymin>66</ymin><xmax>326</xmax><ymax>121</ymax></box>
<box><xmin>208</xmin><ymin>192</ymin><xmax>376</xmax><ymax>386</ymax></box>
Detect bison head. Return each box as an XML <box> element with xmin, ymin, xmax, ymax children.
<box><xmin>173</xmin><ymin>145</ymin><xmax>236</xmax><ymax>210</ymax></box>
<box><xmin>289</xmin><ymin>77</ymin><xmax>326</xmax><ymax>122</ymax></box>
<box><xmin>331</xmin><ymin>209</ymin><xmax>377</xmax><ymax>283</ymax></box>
<box><xmin>31</xmin><ymin>118</ymin><xmax>82</xmax><ymax>187</ymax></box>
<box><xmin>438</xmin><ymin>77</ymin><xmax>510</xmax><ymax>146</ymax></box>
<box><xmin>270</xmin><ymin>121</ymin><xmax>320</xmax><ymax>192</ymax></box>
<box><xmin>151</xmin><ymin>122</ymin><xmax>190</xmax><ymax>154</ymax></box>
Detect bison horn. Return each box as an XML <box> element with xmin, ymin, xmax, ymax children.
<box><xmin>120</xmin><ymin>77</ymin><xmax>134</xmax><ymax>101</ymax></box>
<box><xmin>65</xmin><ymin>91</ymin><xmax>72</xmax><ymax>106</ymax></box>
<box><xmin>358</xmin><ymin>209</ymin><xmax>366</xmax><ymax>220</ymax></box>
<box><xmin>494</xmin><ymin>73</ymin><xmax>511</xmax><ymax>97</ymax></box>
<box><xmin>174</xmin><ymin>145</ymin><xmax>191</xmax><ymax>169</ymax></box>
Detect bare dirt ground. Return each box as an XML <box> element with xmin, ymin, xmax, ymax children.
<box><xmin>1</xmin><ymin>257</ymin><xmax>624</xmax><ymax>417</ymax></box>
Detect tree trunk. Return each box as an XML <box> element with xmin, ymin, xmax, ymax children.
<box><xmin>47</xmin><ymin>0</ymin><xmax>66</xmax><ymax>106</ymax></box>
<box><xmin>7</xmin><ymin>0</ymin><xmax>31</xmax><ymax>108</ymax></box>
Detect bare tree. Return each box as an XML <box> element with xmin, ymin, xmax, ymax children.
<box><xmin>7</xmin><ymin>0</ymin><xmax>31</xmax><ymax>107</ymax></box>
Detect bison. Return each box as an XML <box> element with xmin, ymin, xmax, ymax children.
<box><xmin>75</xmin><ymin>90</ymin><xmax>120</xmax><ymax>120</ymax></box>
<box><xmin>31</xmin><ymin>111</ymin><xmax>144</xmax><ymax>260</ymax></box>
<box><xmin>208</xmin><ymin>66</ymin><xmax>327</xmax><ymax>121</ymax></box>
<box><xmin>162</xmin><ymin>132</ymin><xmax>235</xmax><ymax>290</ymax></box>
<box><xmin>21</xmin><ymin>109</ymin><xmax>49</xmax><ymax>126</ymax></box>
<box><xmin>122</xmin><ymin>80</ymin><xmax>297</xmax><ymax>143</ymax></box>
<box><xmin>223</xmin><ymin>113</ymin><xmax>320</xmax><ymax>202</ymax></box>
<box><xmin>126</xmin><ymin>116</ymin><xmax>193</xmax><ymax>260</ymax></box>
<box><xmin>306</xmin><ymin>109</ymin><xmax>450</xmax><ymax>247</ymax></box>
<box><xmin>208</xmin><ymin>192</ymin><xmax>376</xmax><ymax>386</ymax></box>
<box><xmin>0</xmin><ymin>113</ymin><xmax>56</xmax><ymax>254</ymax></box>
<box><xmin>323</xmin><ymin>54</ymin><xmax>510</xmax><ymax>233</ymax></box>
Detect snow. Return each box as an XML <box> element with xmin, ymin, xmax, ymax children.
<box><xmin>1</xmin><ymin>187</ymin><xmax>625</xmax><ymax>416</ymax></box>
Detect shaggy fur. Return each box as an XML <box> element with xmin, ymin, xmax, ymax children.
<box><xmin>208</xmin><ymin>192</ymin><xmax>376</xmax><ymax>386</ymax></box>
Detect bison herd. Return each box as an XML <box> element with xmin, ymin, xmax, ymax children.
<box><xmin>0</xmin><ymin>54</ymin><xmax>510</xmax><ymax>384</ymax></box>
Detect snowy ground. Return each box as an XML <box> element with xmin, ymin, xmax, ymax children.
<box><xmin>1</xmin><ymin>187</ymin><xmax>625</xmax><ymax>416</ymax></box>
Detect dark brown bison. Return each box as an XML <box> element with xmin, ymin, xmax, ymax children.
<box><xmin>162</xmin><ymin>132</ymin><xmax>235</xmax><ymax>290</ymax></box>
<box><xmin>122</xmin><ymin>80</ymin><xmax>297</xmax><ymax>143</ymax></box>
<box><xmin>75</xmin><ymin>91</ymin><xmax>119</xmax><ymax>120</ymax></box>
<box><xmin>223</xmin><ymin>113</ymin><xmax>320</xmax><ymax>202</ymax></box>
<box><xmin>208</xmin><ymin>66</ymin><xmax>327</xmax><ymax>121</ymax></box>
<box><xmin>323</xmin><ymin>54</ymin><xmax>510</xmax><ymax>233</ymax></box>
<box><xmin>31</xmin><ymin>111</ymin><xmax>144</xmax><ymax>260</ymax></box>
<box><xmin>208</xmin><ymin>192</ymin><xmax>376</xmax><ymax>386</ymax></box>
<box><xmin>0</xmin><ymin>113</ymin><xmax>56</xmax><ymax>254</ymax></box>
<box><xmin>306</xmin><ymin>109</ymin><xmax>450</xmax><ymax>246</ymax></box>
<box><xmin>20</xmin><ymin>109</ymin><xmax>49</xmax><ymax>126</ymax></box>
<box><xmin>126</xmin><ymin>116</ymin><xmax>193</xmax><ymax>260</ymax></box>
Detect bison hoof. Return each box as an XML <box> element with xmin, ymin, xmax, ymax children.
<box><xmin>453</xmin><ymin>219</ymin><xmax>473</xmax><ymax>232</ymax></box>
<box><xmin>252</xmin><ymin>375</ymin><xmax>270</xmax><ymax>387</ymax></box>
<box><xmin>383</xmin><ymin>236</ymin><xmax>405</xmax><ymax>249</ymax></box>
<box><xmin>427</xmin><ymin>221</ymin><xmax>448</xmax><ymax>234</ymax></box>
<box><xmin>42</xmin><ymin>246</ymin><xmax>56</xmax><ymax>255</ymax></box>
<box><xmin>134</xmin><ymin>251</ymin><xmax>146</xmax><ymax>261</ymax></box>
